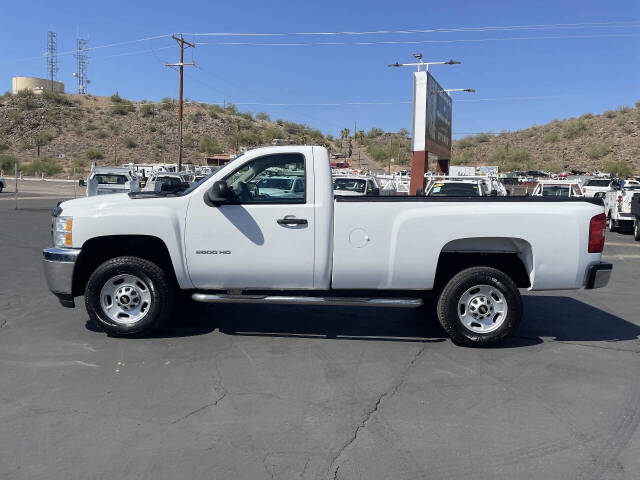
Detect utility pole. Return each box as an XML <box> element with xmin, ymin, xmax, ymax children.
<box><xmin>166</xmin><ymin>34</ymin><xmax>195</xmax><ymax>172</ymax></box>
<box><xmin>74</xmin><ymin>38</ymin><xmax>89</xmax><ymax>94</ymax></box>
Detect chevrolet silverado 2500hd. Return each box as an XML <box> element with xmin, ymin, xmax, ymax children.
<box><xmin>43</xmin><ymin>146</ymin><xmax>612</xmax><ymax>346</ymax></box>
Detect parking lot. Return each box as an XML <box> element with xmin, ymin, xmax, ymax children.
<box><xmin>1</xmin><ymin>193</ymin><xmax>640</xmax><ymax>480</ymax></box>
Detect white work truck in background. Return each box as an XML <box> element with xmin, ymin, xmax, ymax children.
<box><xmin>604</xmin><ymin>183</ymin><xmax>640</xmax><ymax>232</ymax></box>
<box><xmin>43</xmin><ymin>146</ymin><xmax>612</xmax><ymax>346</ymax></box>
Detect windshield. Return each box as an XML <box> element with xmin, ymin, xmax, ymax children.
<box><xmin>157</xmin><ymin>176</ymin><xmax>182</xmax><ymax>186</ymax></box>
<box><xmin>428</xmin><ymin>183</ymin><xmax>480</xmax><ymax>196</ymax></box>
<box><xmin>257</xmin><ymin>178</ymin><xmax>294</xmax><ymax>190</ymax></box>
<box><xmin>585</xmin><ymin>179</ymin><xmax>610</xmax><ymax>187</ymax></box>
<box><xmin>334</xmin><ymin>178</ymin><xmax>366</xmax><ymax>193</ymax></box>
<box><xmin>93</xmin><ymin>174</ymin><xmax>127</xmax><ymax>185</ymax></box>
<box><xmin>541</xmin><ymin>185</ymin><xmax>571</xmax><ymax>196</ymax></box>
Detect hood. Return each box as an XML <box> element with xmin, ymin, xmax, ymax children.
<box><xmin>58</xmin><ymin>193</ymin><xmax>133</xmax><ymax>215</ymax></box>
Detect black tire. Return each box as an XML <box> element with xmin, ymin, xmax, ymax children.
<box><xmin>436</xmin><ymin>267</ymin><xmax>522</xmax><ymax>347</ymax></box>
<box><xmin>608</xmin><ymin>214</ymin><xmax>618</xmax><ymax>233</ymax></box>
<box><xmin>634</xmin><ymin>218</ymin><xmax>640</xmax><ymax>242</ymax></box>
<box><xmin>0</xmin><ymin>184</ymin><xmax>3</xmax><ymax>193</ymax></box>
<box><xmin>85</xmin><ymin>256</ymin><xmax>175</xmax><ymax>336</ymax></box>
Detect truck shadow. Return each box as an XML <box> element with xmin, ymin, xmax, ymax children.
<box><xmin>148</xmin><ymin>295</ymin><xmax>640</xmax><ymax>348</ymax></box>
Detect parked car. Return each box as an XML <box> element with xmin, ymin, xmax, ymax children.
<box><xmin>256</xmin><ymin>175</ymin><xmax>305</xmax><ymax>199</ymax></box>
<box><xmin>604</xmin><ymin>184</ymin><xmax>640</xmax><ymax>232</ymax></box>
<box><xmin>86</xmin><ymin>167</ymin><xmax>140</xmax><ymax>196</ymax></box>
<box><xmin>333</xmin><ymin>175</ymin><xmax>380</xmax><ymax>196</ymax></box>
<box><xmin>531</xmin><ymin>180</ymin><xmax>584</xmax><ymax>197</ymax></box>
<box><xmin>582</xmin><ymin>178</ymin><xmax>616</xmax><ymax>198</ymax></box>
<box><xmin>43</xmin><ymin>146</ymin><xmax>611</xmax><ymax>347</ymax></box>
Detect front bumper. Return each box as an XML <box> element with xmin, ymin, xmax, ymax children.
<box><xmin>585</xmin><ymin>262</ymin><xmax>613</xmax><ymax>289</ymax></box>
<box><xmin>42</xmin><ymin>247</ymin><xmax>80</xmax><ymax>307</ymax></box>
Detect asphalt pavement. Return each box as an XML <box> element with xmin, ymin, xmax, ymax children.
<box><xmin>1</xmin><ymin>196</ymin><xmax>639</xmax><ymax>480</ymax></box>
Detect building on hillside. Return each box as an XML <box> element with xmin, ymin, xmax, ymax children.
<box><xmin>12</xmin><ymin>76</ymin><xmax>65</xmax><ymax>95</ymax></box>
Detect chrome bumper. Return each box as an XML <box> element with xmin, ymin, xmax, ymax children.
<box><xmin>585</xmin><ymin>262</ymin><xmax>613</xmax><ymax>289</ymax></box>
<box><xmin>42</xmin><ymin>247</ymin><xmax>80</xmax><ymax>307</ymax></box>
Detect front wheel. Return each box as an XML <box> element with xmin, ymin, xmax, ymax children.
<box><xmin>85</xmin><ymin>256</ymin><xmax>175</xmax><ymax>336</ymax></box>
<box><xmin>436</xmin><ymin>267</ymin><xmax>522</xmax><ymax>347</ymax></box>
<box><xmin>634</xmin><ymin>218</ymin><xmax>640</xmax><ymax>241</ymax></box>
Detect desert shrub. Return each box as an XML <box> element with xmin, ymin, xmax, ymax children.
<box><xmin>139</xmin><ymin>103</ymin><xmax>155</xmax><ymax>118</ymax></box>
<box><xmin>543</xmin><ymin>132</ymin><xmax>560</xmax><ymax>143</ymax></box>
<box><xmin>451</xmin><ymin>149</ymin><xmax>474</xmax><ymax>165</ymax></box>
<box><xmin>71</xmin><ymin>158</ymin><xmax>87</xmax><ymax>174</ymax></box>
<box><xmin>38</xmin><ymin>131</ymin><xmax>55</xmax><ymax>145</ymax></box>
<box><xmin>457</xmin><ymin>136</ymin><xmax>475</xmax><ymax>149</ymax></box>
<box><xmin>95</xmin><ymin>129</ymin><xmax>108</xmax><ymax>139</ymax></box>
<box><xmin>580</xmin><ymin>113</ymin><xmax>594</xmax><ymax>119</ymax></box>
<box><xmin>110</xmin><ymin>102</ymin><xmax>134</xmax><ymax>115</ymax></box>
<box><xmin>474</xmin><ymin>132</ymin><xmax>492</xmax><ymax>143</ymax></box>
<box><xmin>231</xmin><ymin>130</ymin><xmax>262</xmax><ymax>148</ymax></box>
<box><xmin>0</xmin><ymin>154</ymin><xmax>18</xmax><ymax>172</ymax></box>
<box><xmin>85</xmin><ymin>122</ymin><xmax>97</xmax><ymax>131</ymax></box>
<box><xmin>182</xmin><ymin>134</ymin><xmax>197</xmax><ymax>149</ymax></box>
<box><xmin>263</xmin><ymin>127</ymin><xmax>283</xmax><ymax>142</ymax></box>
<box><xmin>200</xmin><ymin>137</ymin><xmax>224</xmax><ymax>155</ymax></box>
<box><xmin>123</xmin><ymin>136</ymin><xmax>138</xmax><ymax>148</ymax></box>
<box><xmin>85</xmin><ymin>148</ymin><xmax>104</xmax><ymax>160</ymax></box>
<box><xmin>618</xmin><ymin>105</ymin><xmax>631</xmax><ymax>114</ymax></box>
<box><xmin>161</xmin><ymin>97</ymin><xmax>175</xmax><ymax>110</ymax></box>
<box><xmin>604</xmin><ymin>159</ymin><xmax>631</xmax><ymax>178</ymax></box>
<box><xmin>16</xmin><ymin>89</ymin><xmax>35</xmax><ymax>98</ymax></box>
<box><xmin>189</xmin><ymin>111</ymin><xmax>205</xmax><ymax>123</ymax></box>
<box><xmin>238</xmin><ymin>111</ymin><xmax>254</xmax><ymax>121</ymax></box>
<box><xmin>564</xmin><ymin>119</ymin><xmax>588</xmax><ymax>139</ymax></box>
<box><xmin>110</xmin><ymin>92</ymin><xmax>123</xmax><ymax>103</ymax></box>
<box><xmin>0</xmin><ymin>142</ymin><xmax>8</xmax><ymax>152</ymax></box>
<box><xmin>42</xmin><ymin>89</ymin><xmax>71</xmax><ymax>105</ymax></box>
<box><xmin>367</xmin><ymin>127</ymin><xmax>384</xmax><ymax>138</ymax></box>
<box><xmin>225</xmin><ymin>103</ymin><xmax>238</xmax><ymax>114</ymax></box>
<box><xmin>22</xmin><ymin>157</ymin><xmax>62</xmax><ymax>176</ymax></box>
<box><xmin>488</xmin><ymin>146</ymin><xmax>532</xmax><ymax>171</ymax></box>
<box><xmin>604</xmin><ymin>110</ymin><xmax>618</xmax><ymax>118</ymax></box>
<box><xmin>586</xmin><ymin>143</ymin><xmax>609</xmax><ymax>159</ymax></box>
<box><xmin>256</xmin><ymin>112</ymin><xmax>270</xmax><ymax>121</ymax></box>
<box><xmin>615</xmin><ymin>115</ymin><xmax>627</xmax><ymax>127</ymax></box>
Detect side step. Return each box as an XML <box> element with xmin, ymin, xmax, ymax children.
<box><xmin>191</xmin><ymin>293</ymin><xmax>423</xmax><ymax>308</ymax></box>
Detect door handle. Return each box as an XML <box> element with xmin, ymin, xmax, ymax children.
<box><xmin>277</xmin><ymin>217</ymin><xmax>308</xmax><ymax>225</ymax></box>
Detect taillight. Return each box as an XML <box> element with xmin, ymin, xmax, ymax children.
<box><xmin>617</xmin><ymin>195</ymin><xmax>623</xmax><ymax>203</ymax></box>
<box><xmin>588</xmin><ymin>213</ymin><xmax>606</xmax><ymax>253</ymax></box>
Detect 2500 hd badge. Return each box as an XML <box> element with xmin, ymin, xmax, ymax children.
<box><xmin>195</xmin><ymin>250</ymin><xmax>231</xmax><ymax>255</ymax></box>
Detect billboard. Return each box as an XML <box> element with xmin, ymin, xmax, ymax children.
<box><xmin>426</xmin><ymin>72</ymin><xmax>452</xmax><ymax>152</ymax></box>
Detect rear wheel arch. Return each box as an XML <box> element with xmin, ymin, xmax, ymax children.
<box><xmin>434</xmin><ymin>237</ymin><xmax>533</xmax><ymax>290</ymax></box>
<box><xmin>72</xmin><ymin>235</ymin><xmax>178</xmax><ymax>297</ymax></box>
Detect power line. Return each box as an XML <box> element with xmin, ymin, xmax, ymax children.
<box><xmin>195</xmin><ymin>32</ymin><xmax>640</xmax><ymax>47</ymax></box>
<box><xmin>184</xmin><ymin>20</ymin><xmax>640</xmax><ymax>37</ymax></box>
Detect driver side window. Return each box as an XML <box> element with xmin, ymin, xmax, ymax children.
<box><xmin>223</xmin><ymin>153</ymin><xmax>306</xmax><ymax>204</ymax></box>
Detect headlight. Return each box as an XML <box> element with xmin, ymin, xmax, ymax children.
<box><xmin>53</xmin><ymin>216</ymin><xmax>73</xmax><ymax>248</ymax></box>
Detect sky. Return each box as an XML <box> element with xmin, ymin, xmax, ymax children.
<box><xmin>2</xmin><ymin>0</ymin><xmax>639</xmax><ymax>138</ymax></box>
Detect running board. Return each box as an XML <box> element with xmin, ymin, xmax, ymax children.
<box><xmin>191</xmin><ymin>293</ymin><xmax>423</xmax><ymax>308</ymax></box>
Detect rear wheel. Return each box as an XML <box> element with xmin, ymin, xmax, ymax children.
<box><xmin>634</xmin><ymin>218</ymin><xmax>640</xmax><ymax>241</ymax></box>
<box><xmin>436</xmin><ymin>267</ymin><xmax>522</xmax><ymax>347</ymax></box>
<box><xmin>608</xmin><ymin>214</ymin><xmax>618</xmax><ymax>233</ymax></box>
<box><xmin>85</xmin><ymin>256</ymin><xmax>175</xmax><ymax>336</ymax></box>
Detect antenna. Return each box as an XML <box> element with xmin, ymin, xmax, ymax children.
<box><xmin>46</xmin><ymin>31</ymin><xmax>58</xmax><ymax>91</ymax></box>
<box><xmin>74</xmin><ymin>38</ymin><xmax>89</xmax><ymax>94</ymax></box>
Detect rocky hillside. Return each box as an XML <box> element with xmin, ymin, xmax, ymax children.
<box><xmin>0</xmin><ymin>90</ymin><xmax>332</xmax><ymax>176</ymax></box>
<box><xmin>451</xmin><ymin>102</ymin><xmax>640</xmax><ymax>175</ymax></box>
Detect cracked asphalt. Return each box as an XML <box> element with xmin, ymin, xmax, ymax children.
<box><xmin>1</xmin><ymin>196</ymin><xmax>640</xmax><ymax>480</ymax></box>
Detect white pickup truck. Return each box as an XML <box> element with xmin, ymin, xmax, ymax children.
<box><xmin>603</xmin><ymin>184</ymin><xmax>640</xmax><ymax>232</ymax></box>
<box><xmin>43</xmin><ymin>146</ymin><xmax>612</xmax><ymax>346</ymax></box>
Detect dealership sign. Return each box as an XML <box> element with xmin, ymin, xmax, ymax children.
<box><xmin>411</xmin><ymin>71</ymin><xmax>452</xmax><ymax>158</ymax></box>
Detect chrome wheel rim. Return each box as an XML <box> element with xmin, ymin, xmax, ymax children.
<box><xmin>99</xmin><ymin>274</ymin><xmax>152</xmax><ymax>325</ymax></box>
<box><xmin>458</xmin><ymin>284</ymin><xmax>508</xmax><ymax>334</ymax></box>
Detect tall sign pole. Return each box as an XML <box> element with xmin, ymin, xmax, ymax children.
<box><xmin>410</xmin><ymin>71</ymin><xmax>428</xmax><ymax>195</ymax></box>
<box><xmin>166</xmin><ymin>34</ymin><xmax>195</xmax><ymax>172</ymax></box>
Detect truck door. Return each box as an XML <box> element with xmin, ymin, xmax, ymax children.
<box><xmin>185</xmin><ymin>152</ymin><xmax>315</xmax><ymax>289</ymax></box>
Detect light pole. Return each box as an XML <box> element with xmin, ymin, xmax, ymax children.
<box><xmin>388</xmin><ymin>53</ymin><xmax>460</xmax><ymax>72</ymax></box>
<box><xmin>442</xmin><ymin>88</ymin><xmax>475</xmax><ymax>94</ymax></box>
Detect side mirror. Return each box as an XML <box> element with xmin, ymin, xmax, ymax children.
<box><xmin>506</xmin><ymin>189</ymin><xmax>511</xmax><ymax>196</ymax></box>
<box><xmin>207</xmin><ymin>181</ymin><xmax>230</xmax><ymax>205</ymax></box>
